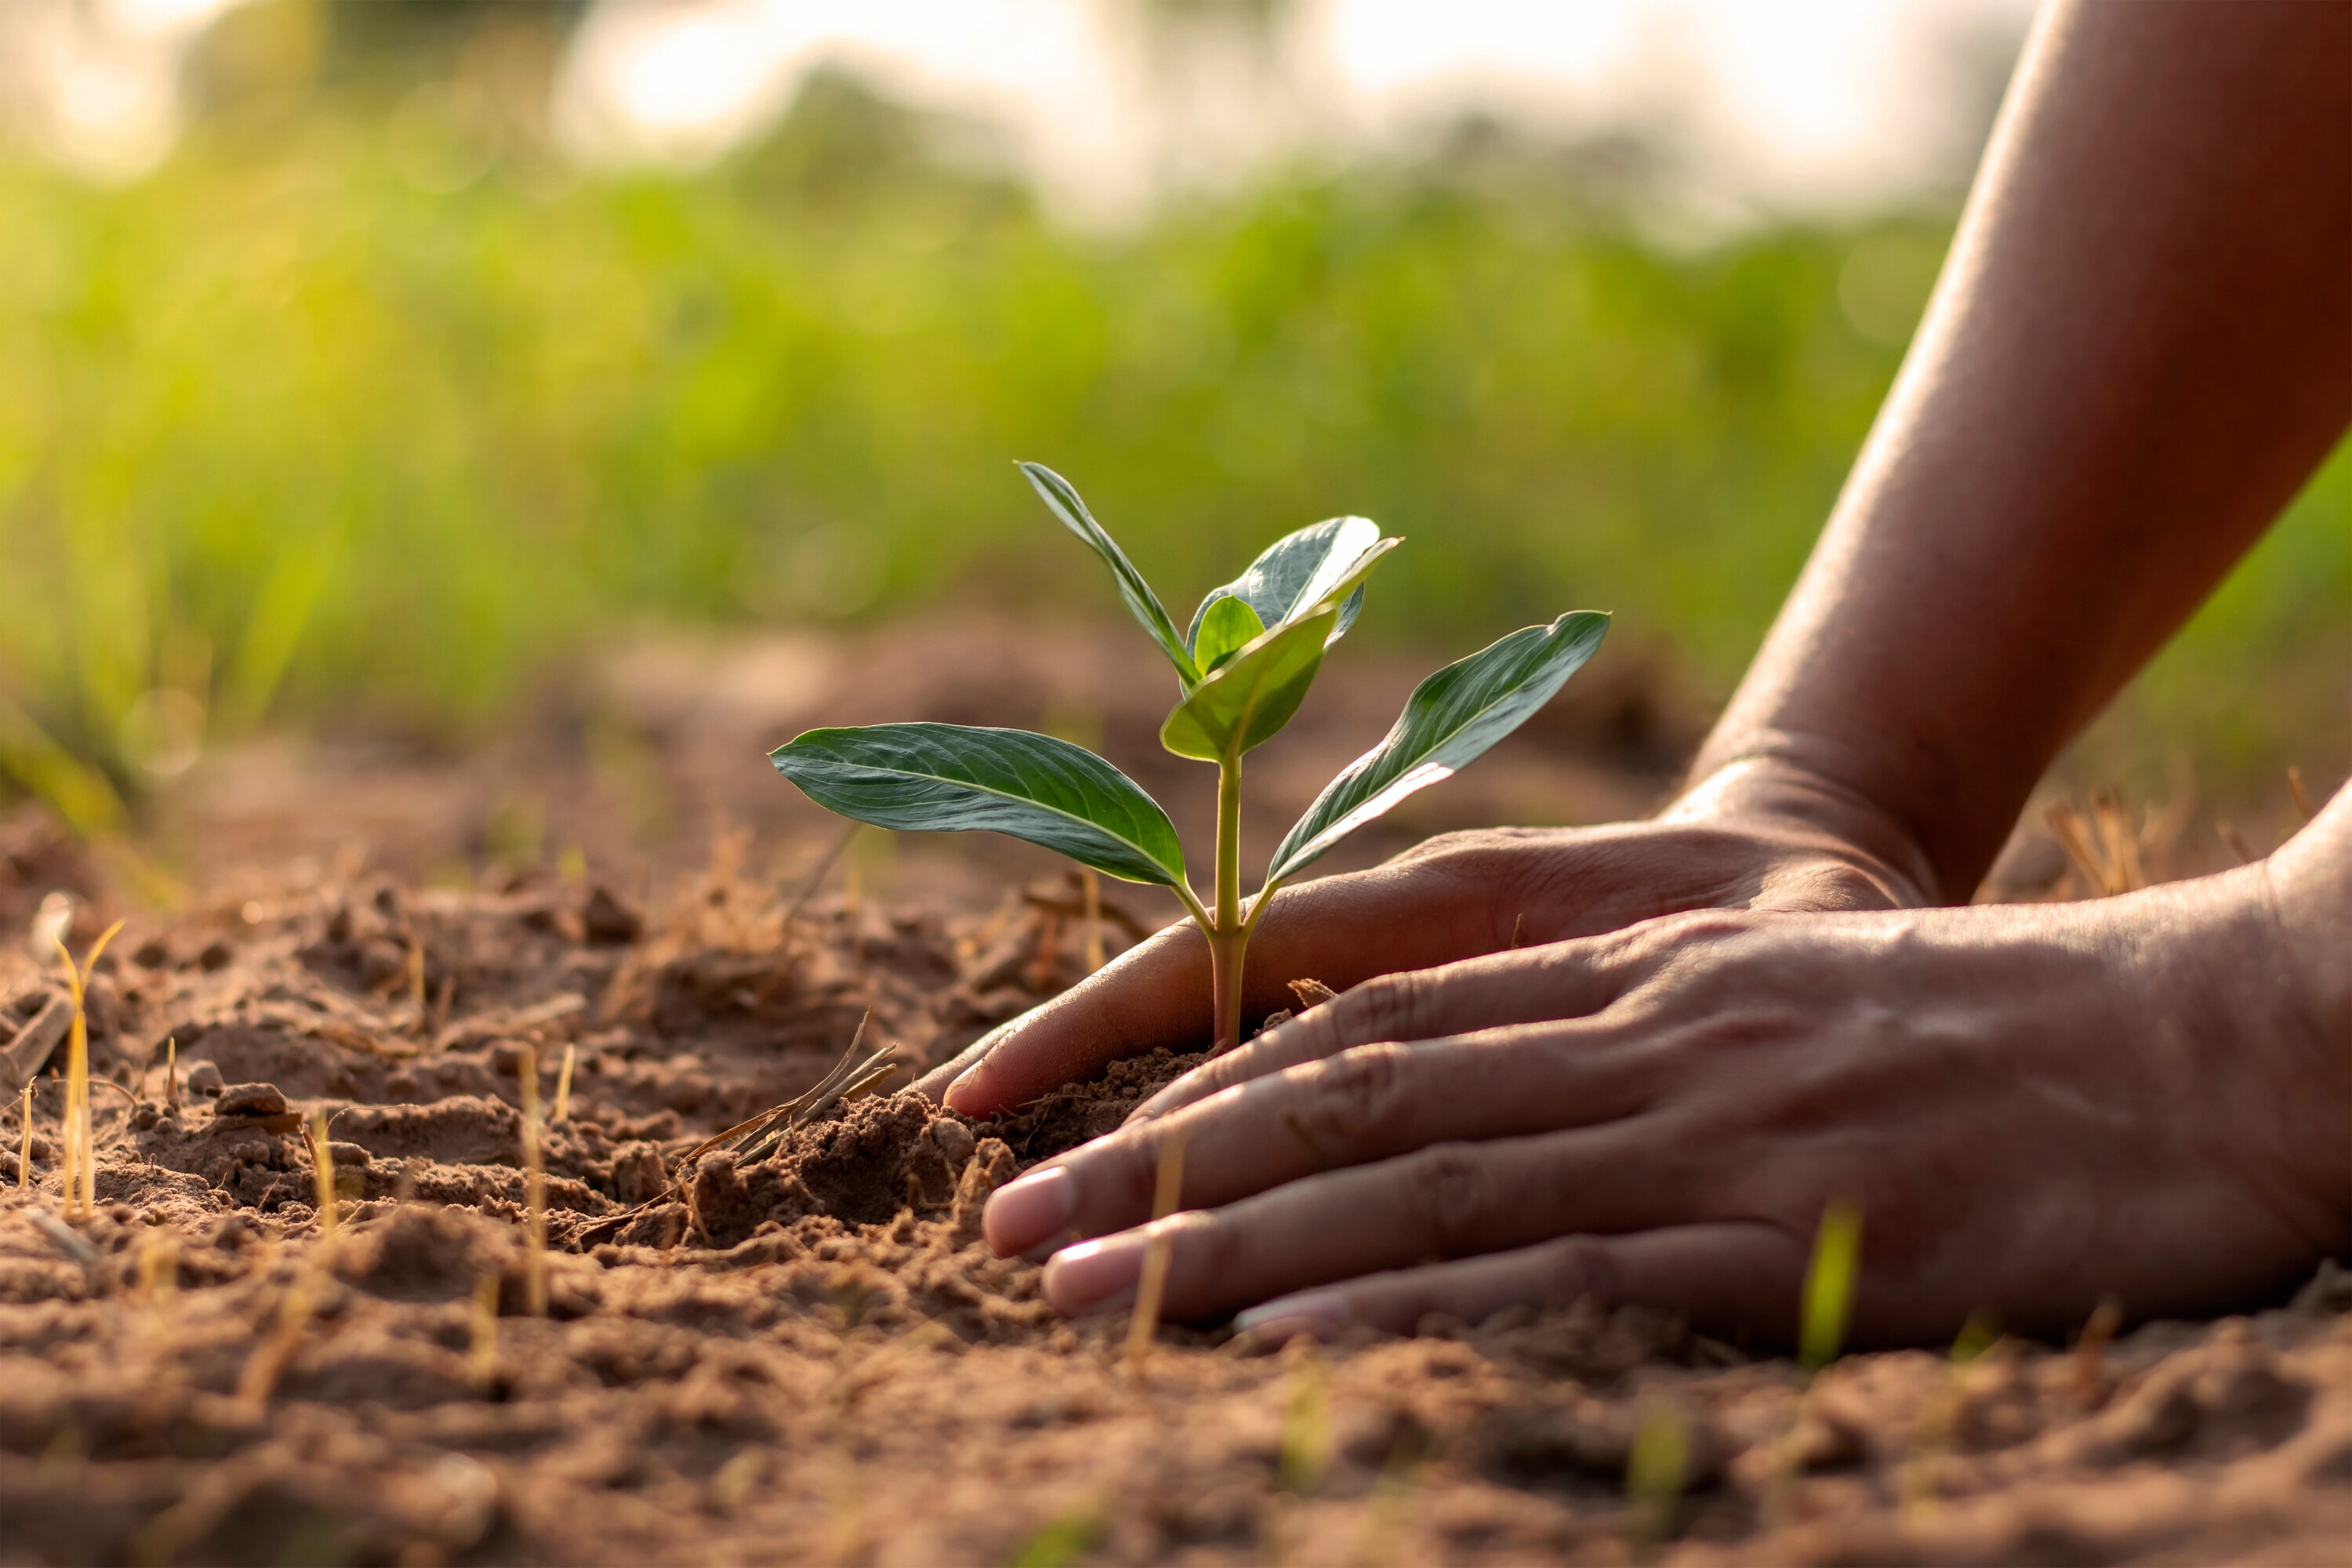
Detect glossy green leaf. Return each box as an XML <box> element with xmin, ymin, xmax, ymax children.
<box><xmin>1020</xmin><ymin>462</ymin><xmax>1199</xmax><ymax>688</ymax></box>
<box><xmin>1160</xmin><ymin>608</ymin><xmax>1334</xmax><ymax>762</ymax></box>
<box><xmin>1192</xmin><ymin>595</ymin><xmax>1265</xmax><ymax>673</ymax></box>
<box><xmin>1185</xmin><ymin>516</ymin><xmax>1388</xmax><ymax>657</ymax></box>
<box><xmin>1265</xmin><ymin>612</ymin><xmax>1610</xmax><ymax>883</ymax></box>
<box><xmin>771</xmin><ymin>722</ymin><xmax>1185</xmax><ymax>887</ymax></box>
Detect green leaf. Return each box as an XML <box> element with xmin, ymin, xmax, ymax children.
<box><xmin>1185</xmin><ymin>516</ymin><xmax>1388</xmax><ymax>657</ymax></box>
<box><xmin>1160</xmin><ymin>608</ymin><xmax>1334</xmax><ymax>762</ymax></box>
<box><xmin>1020</xmin><ymin>462</ymin><xmax>1200</xmax><ymax>688</ymax></box>
<box><xmin>1265</xmin><ymin>612</ymin><xmax>1610</xmax><ymax>883</ymax></box>
<box><xmin>1192</xmin><ymin>595</ymin><xmax>1265</xmax><ymax>673</ymax></box>
<box><xmin>771</xmin><ymin>722</ymin><xmax>1185</xmax><ymax>887</ymax></box>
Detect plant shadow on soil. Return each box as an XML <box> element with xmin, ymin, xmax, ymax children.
<box><xmin>0</xmin><ymin>842</ymin><xmax>2347</xmax><ymax>1566</ymax></box>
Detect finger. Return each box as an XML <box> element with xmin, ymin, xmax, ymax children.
<box><xmin>1129</xmin><ymin>931</ymin><xmax>1662</xmax><ymax>1123</ymax></box>
<box><xmin>986</xmin><ymin>1029</ymin><xmax>1652</xmax><ymax>1258</ymax></box>
<box><xmin>944</xmin><ymin>854</ymin><xmax>1517</xmax><ymax>1119</ymax></box>
<box><xmin>1040</xmin><ymin>1125</ymin><xmax>1704</xmax><ymax>1323</ymax></box>
<box><xmin>1230</xmin><ymin>1224</ymin><xmax>1806</xmax><ymax>1345</ymax></box>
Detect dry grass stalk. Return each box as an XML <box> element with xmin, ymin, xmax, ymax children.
<box><xmin>518</xmin><ymin>1045</ymin><xmax>548</xmax><ymax>1316</ymax></box>
<box><xmin>2073</xmin><ymin>1294</ymin><xmax>2125</xmax><ymax>1405</ymax></box>
<box><xmin>699</xmin><ymin>1013</ymin><xmax>893</xmax><ymax>1170</ymax></box>
<box><xmin>164</xmin><ymin>1035</ymin><xmax>177</xmax><ymax>1109</ymax></box>
<box><xmin>49</xmin><ymin>918</ymin><xmax>125</xmax><ymax>1221</ymax></box>
<box><xmin>235</xmin><ymin>1269</ymin><xmax>315</xmax><ymax>1414</ymax></box>
<box><xmin>137</xmin><ymin>1232</ymin><xmax>178</xmax><ymax>1312</ymax></box>
<box><xmin>307</xmin><ymin>1111</ymin><xmax>340</xmax><ymax>1243</ymax></box>
<box><xmin>1124</xmin><ymin>1127</ymin><xmax>1191</xmax><ymax>1362</ymax></box>
<box><xmin>553</xmin><ymin>1042</ymin><xmax>576</xmax><ymax>1124</ymax></box>
<box><xmin>470</xmin><ymin>1271</ymin><xmax>500</xmax><ymax>1392</ymax></box>
<box><xmin>1080</xmin><ymin>866</ymin><xmax>1104</xmax><ymax>974</ymax></box>
<box><xmin>16</xmin><ymin>1083</ymin><xmax>29</xmax><ymax>1191</ymax></box>
<box><xmin>2046</xmin><ymin>792</ymin><xmax>2148</xmax><ymax>898</ymax></box>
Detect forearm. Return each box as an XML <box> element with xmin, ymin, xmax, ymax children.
<box><xmin>1690</xmin><ymin>0</ymin><xmax>2352</xmax><ymax>901</ymax></box>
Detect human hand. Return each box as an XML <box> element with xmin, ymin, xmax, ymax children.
<box><xmin>975</xmin><ymin>832</ymin><xmax>2351</xmax><ymax>1345</ymax></box>
<box><xmin>921</xmin><ymin>757</ymin><xmax>1941</xmax><ymax>1115</ymax></box>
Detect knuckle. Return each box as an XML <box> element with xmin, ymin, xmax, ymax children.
<box><xmin>1397</xmin><ymin>1144</ymin><xmax>1497</xmax><ymax>1253</ymax></box>
<box><xmin>1530</xmin><ymin>1236</ymin><xmax>1624</xmax><ymax>1308</ymax></box>
<box><xmin>1096</xmin><ymin>1129</ymin><xmax>1168</xmax><ymax>1217</ymax></box>
<box><xmin>1331</xmin><ymin>968</ymin><xmax>1432</xmax><ymax>1044</ymax></box>
<box><xmin>1297</xmin><ymin>1044</ymin><xmax>1416</xmax><ymax>1148</ymax></box>
<box><xmin>1171</xmin><ymin>1207</ymin><xmax>1240</xmax><ymax>1287</ymax></box>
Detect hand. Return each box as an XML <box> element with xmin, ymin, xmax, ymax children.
<box><xmin>922</xmin><ymin>757</ymin><xmax>1942</xmax><ymax>1115</ymax></box>
<box><xmin>975</xmin><ymin>839</ymin><xmax>2350</xmax><ymax>1345</ymax></box>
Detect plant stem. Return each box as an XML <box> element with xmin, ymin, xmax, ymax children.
<box><xmin>1210</xmin><ymin>755</ymin><xmax>1247</xmax><ymax>1052</ymax></box>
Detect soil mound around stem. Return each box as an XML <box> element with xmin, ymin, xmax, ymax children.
<box><xmin>0</xmin><ymin>848</ymin><xmax>2347</xmax><ymax>1565</ymax></box>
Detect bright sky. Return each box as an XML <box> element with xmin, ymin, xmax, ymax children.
<box><xmin>5</xmin><ymin>0</ymin><xmax>2045</xmax><ymax>216</ymax></box>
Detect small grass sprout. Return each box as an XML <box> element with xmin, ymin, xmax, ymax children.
<box><xmin>518</xmin><ymin>1045</ymin><xmax>548</xmax><ymax>1316</ymax></box>
<box><xmin>1799</xmin><ymin>1195</ymin><xmax>1864</xmax><ymax>1374</ymax></box>
<box><xmin>553</xmin><ymin>1042</ymin><xmax>577</xmax><ymax>1124</ymax></box>
<box><xmin>49</xmin><ymin>917</ymin><xmax>125</xmax><ymax>1221</ymax></box>
<box><xmin>1278</xmin><ymin>1348</ymin><xmax>1331</xmax><ymax>1496</ymax></box>
<box><xmin>470</xmin><ymin>1271</ymin><xmax>501</xmax><ymax>1392</ymax></box>
<box><xmin>1625</xmin><ymin>1396</ymin><xmax>1692</xmax><ymax>1551</ymax></box>
<box><xmin>771</xmin><ymin>464</ymin><xmax>1610</xmax><ymax>1051</ymax></box>
<box><xmin>307</xmin><ymin>1111</ymin><xmax>340</xmax><ymax>1243</ymax></box>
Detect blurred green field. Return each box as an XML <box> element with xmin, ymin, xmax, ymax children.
<box><xmin>0</xmin><ymin>74</ymin><xmax>2343</xmax><ymax>837</ymax></box>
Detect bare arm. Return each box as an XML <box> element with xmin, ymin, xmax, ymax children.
<box><xmin>934</xmin><ymin>0</ymin><xmax>2352</xmax><ymax>1117</ymax></box>
<box><xmin>1697</xmin><ymin>0</ymin><xmax>2352</xmax><ymax>900</ymax></box>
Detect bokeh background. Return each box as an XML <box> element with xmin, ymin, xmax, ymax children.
<box><xmin>0</xmin><ymin>0</ymin><xmax>2343</xmax><ymax>899</ymax></box>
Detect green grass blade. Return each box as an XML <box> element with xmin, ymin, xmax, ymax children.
<box><xmin>1265</xmin><ymin>611</ymin><xmax>1609</xmax><ymax>884</ymax></box>
<box><xmin>1019</xmin><ymin>462</ymin><xmax>1200</xmax><ymax>688</ymax></box>
<box><xmin>771</xmin><ymin>722</ymin><xmax>1185</xmax><ymax>887</ymax></box>
<box><xmin>1800</xmin><ymin>1195</ymin><xmax>1864</xmax><ymax>1371</ymax></box>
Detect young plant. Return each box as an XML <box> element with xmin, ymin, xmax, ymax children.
<box><xmin>770</xmin><ymin>464</ymin><xmax>1610</xmax><ymax>1052</ymax></box>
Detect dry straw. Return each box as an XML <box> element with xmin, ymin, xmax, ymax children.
<box><xmin>307</xmin><ymin>1110</ymin><xmax>339</xmax><ymax>1243</ymax></box>
<box><xmin>518</xmin><ymin>1046</ymin><xmax>548</xmax><ymax>1316</ymax></box>
<box><xmin>552</xmin><ymin>1042</ymin><xmax>576</xmax><ymax>1124</ymax></box>
<box><xmin>49</xmin><ymin>917</ymin><xmax>125</xmax><ymax>1221</ymax></box>
<box><xmin>470</xmin><ymin>1271</ymin><xmax>501</xmax><ymax>1392</ymax></box>
<box><xmin>1124</xmin><ymin>1127</ymin><xmax>1191</xmax><ymax>1361</ymax></box>
<box><xmin>16</xmin><ymin>1083</ymin><xmax>30</xmax><ymax>1191</ymax></box>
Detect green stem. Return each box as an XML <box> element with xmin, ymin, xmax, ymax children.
<box><xmin>1210</xmin><ymin>753</ymin><xmax>1246</xmax><ymax>1053</ymax></box>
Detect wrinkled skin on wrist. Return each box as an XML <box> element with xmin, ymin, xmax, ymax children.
<box><xmin>921</xmin><ymin>758</ymin><xmax>1935</xmax><ymax>1117</ymax></box>
<box><xmin>974</xmin><ymin>848</ymin><xmax>2350</xmax><ymax>1346</ymax></box>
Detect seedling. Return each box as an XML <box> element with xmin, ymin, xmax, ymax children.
<box><xmin>771</xmin><ymin>464</ymin><xmax>1610</xmax><ymax>1051</ymax></box>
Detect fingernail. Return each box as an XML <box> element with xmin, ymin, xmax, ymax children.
<box><xmin>1234</xmin><ymin>1290</ymin><xmax>1348</xmax><ymax>1341</ymax></box>
<box><xmin>1043</xmin><ymin>1233</ymin><xmax>1148</xmax><ymax>1315</ymax></box>
<box><xmin>943</xmin><ymin>1063</ymin><xmax>986</xmax><ymax>1113</ymax></box>
<box><xmin>982</xmin><ymin>1166</ymin><xmax>1076</xmax><ymax>1258</ymax></box>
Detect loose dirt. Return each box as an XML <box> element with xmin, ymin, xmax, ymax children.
<box><xmin>0</xmin><ymin>839</ymin><xmax>2345</xmax><ymax>1568</ymax></box>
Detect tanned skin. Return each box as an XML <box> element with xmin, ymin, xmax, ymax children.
<box><xmin>916</xmin><ymin>0</ymin><xmax>2352</xmax><ymax>1345</ymax></box>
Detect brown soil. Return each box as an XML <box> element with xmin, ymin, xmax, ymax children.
<box><xmin>0</xmin><ymin>843</ymin><xmax>2346</xmax><ymax>1568</ymax></box>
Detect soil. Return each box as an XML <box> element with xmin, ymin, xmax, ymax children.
<box><xmin>0</xmin><ymin>841</ymin><xmax>2346</xmax><ymax>1568</ymax></box>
